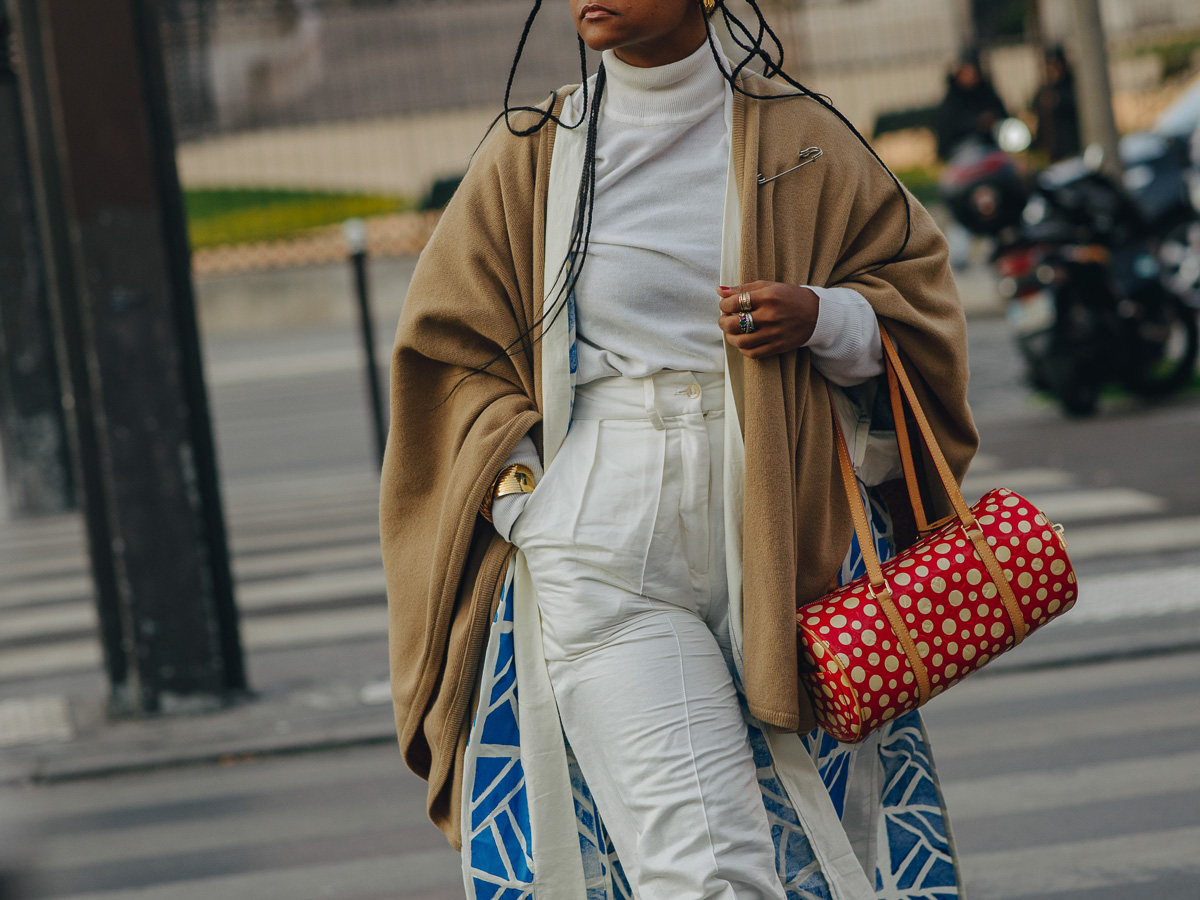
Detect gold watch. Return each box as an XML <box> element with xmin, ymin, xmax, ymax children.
<box><xmin>480</xmin><ymin>464</ymin><xmax>536</xmax><ymax>523</ymax></box>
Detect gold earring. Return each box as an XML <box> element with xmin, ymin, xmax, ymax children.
<box><xmin>701</xmin><ymin>0</ymin><xmax>716</xmax><ymax>14</ymax></box>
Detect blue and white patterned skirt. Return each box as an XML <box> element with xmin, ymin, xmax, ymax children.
<box><xmin>461</xmin><ymin>486</ymin><xmax>964</xmax><ymax>900</ymax></box>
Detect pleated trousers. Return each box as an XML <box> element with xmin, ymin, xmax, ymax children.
<box><xmin>510</xmin><ymin>370</ymin><xmax>786</xmax><ymax>900</ymax></box>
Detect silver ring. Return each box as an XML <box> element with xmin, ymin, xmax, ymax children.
<box><xmin>738</xmin><ymin>291</ymin><xmax>753</xmax><ymax>313</ymax></box>
<box><xmin>738</xmin><ymin>311</ymin><xmax>756</xmax><ymax>334</ymax></box>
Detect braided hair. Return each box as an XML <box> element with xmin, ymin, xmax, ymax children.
<box><xmin>471</xmin><ymin>0</ymin><xmax>912</xmax><ymax>375</ymax></box>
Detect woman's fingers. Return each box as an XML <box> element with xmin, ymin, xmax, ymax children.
<box><xmin>717</xmin><ymin>281</ymin><xmax>820</xmax><ymax>359</ymax></box>
<box><xmin>716</xmin><ymin>281</ymin><xmax>772</xmax><ymax>315</ymax></box>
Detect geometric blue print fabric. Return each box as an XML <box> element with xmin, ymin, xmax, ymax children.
<box><xmin>462</xmin><ymin>481</ymin><xmax>962</xmax><ymax>899</ymax></box>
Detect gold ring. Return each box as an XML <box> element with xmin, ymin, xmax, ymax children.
<box><xmin>738</xmin><ymin>291</ymin><xmax>753</xmax><ymax>313</ymax></box>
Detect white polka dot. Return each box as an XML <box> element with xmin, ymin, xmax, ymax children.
<box><xmin>851</xmin><ymin>666</ymin><xmax>866</xmax><ymax>683</ymax></box>
<box><xmin>830</xmin><ymin>614</ymin><xmax>847</xmax><ymax>628</ymax></box>
<box><xmin>991</xmin><ymin>622</ymin><xmax>1006</xmax><ymax>639</ymax></box>
<box><xmin>963</xmin><ymin>645</ymin><xmax>977</xmax><ymax>661</ymax></box>
<box><xmin>884</xmin><ymin>656</ymin><xmax>900</xmax><ymax>672</ymax></box>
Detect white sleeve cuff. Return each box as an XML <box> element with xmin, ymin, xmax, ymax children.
<box><xmin>491</xmin><ymin>434</ymin><xmax>543</xmax><ymax>542</ymax></box>
<box><xmin>803</xmin><ymin>285</ymin><xmax>884</xmax><ymax>386</ymax></box>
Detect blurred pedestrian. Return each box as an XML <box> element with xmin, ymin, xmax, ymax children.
<box><xmin>937</xmin><ymin>48</ymin><xmax>1008</xmax><ymax>267</ymax></box>
<box><xmin>936</xmin><ymin>48</ymin><xmax>1009</xmax><ymax>161</ymax></box>
<box><xmin>382</xmin><ymin>1</ymin><xmax>977</xmax><ymax>898</ymax></box>
<box><xmin>1031</xmin><ymin>45</ymin><xmax>1082</xmax><ymax>163</ymax></box>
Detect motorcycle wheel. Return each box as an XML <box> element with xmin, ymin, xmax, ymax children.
<box><xmin>1159</xmin><ymin>221</ymin><xmax>1200</xmax><ymax>307</ymax></box>
<box><xmin>1122</xmin><ymin>289</ymin><xmax>1200</xmax><ymax>397</ymax></box>
<box><xmin>1058</xmin><ymin>372</ymin><xmax>1099</xmax><ymax>417</ymax></box>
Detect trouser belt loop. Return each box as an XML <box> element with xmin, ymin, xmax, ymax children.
<box><xmin>643</xmin><ymin>378</ymin><xmax>666</xmax><ymax>431</ymax></box>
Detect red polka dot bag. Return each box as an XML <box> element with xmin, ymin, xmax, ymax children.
<box><xmin>798</xmin><ymin>329</ymin><xmax>1077</xmax><ymax>743</ymax></box>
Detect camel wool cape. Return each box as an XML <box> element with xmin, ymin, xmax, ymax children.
<box><xmin>382</xmin><ymin>72</ymin><xmax>979</xmax><ymax>847</ymax></box>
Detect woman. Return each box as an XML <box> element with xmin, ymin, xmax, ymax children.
<box><xmin>382</xmin><ymin>1</ymin><xmax>978</xmax><ymax>897</ymax></box>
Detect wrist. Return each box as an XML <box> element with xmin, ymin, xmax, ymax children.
<box><xmin>480</xmin><ymin>464</ymin><xmax>537</xmax><ymax>522</ymax></box>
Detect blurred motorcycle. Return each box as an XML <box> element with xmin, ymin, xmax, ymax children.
<box><xmin>940</xmin><ymin>121</ymin><xmax>1199</xmax><ymax>416</ymax></box>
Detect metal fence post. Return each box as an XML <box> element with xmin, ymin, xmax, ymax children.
<box><xmin>344</xmin><ymin>219</ymin><xmax>387</xmax><ymax>469</ymax></box>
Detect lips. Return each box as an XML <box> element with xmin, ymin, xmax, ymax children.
<box><xmin>579</xmin><ymin>3</ymin><xmax>616</xmax><ymax>21</ymax></box>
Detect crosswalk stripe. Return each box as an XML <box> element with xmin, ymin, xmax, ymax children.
<box><xmin>237</xmin><ymin>567</ymin><xmax>384</xmax><ymax>609</ymax></box>
<box><xmin>230</xmin><ymin>520</ymin><xmax>381</xmax><ymax>555</ymax></box>
<box><xmin>961</xmin><ymin>467</ymin><xmax>1075</xmax><ymax>498</ymax></box>
<box><xmin>1064</xmin><ymin>516</ymin><xmax>1200</xmax><ymax>560</ymax></box>
<box><xmin>49</xmin><ymin>849</ymin><xmax>463</xmax><ymax>900</ymax></box>
<box><xmin>1018</xmin><ymin>486</ymin><xmax>1167</xmax><ymax>522</ymax></box>
<box><xmin>0</xmin><ymin>603</ymin><xmax>95</xmax><ymax>643</ymax></box>
<box><xmin>0</xmin><ymin>575</ymin><xmax>91</xmax><ymax>610</ymax></box>
<box><xmin>0</xmin><ymin>607</ymin><xmax>388</xmax><ymax>682</ymax></box>
<box><xmin>1064</xmin><ymin>564</ymin><xmax>1200</xmax><ymax>622</ymax></box>
<box><xmin>233</xmin><ymin>542</ymin><xmax>380</xmax><ymax>581</ymax></box>
<box><xmin>929</xmin><ymin>693</ymin><xmax>1200</xmax><ymax>759</ymax></box>
<box><xmin>241</xmin><ymin>606</ymin><xmax>386</xmax><ymax>649</ymax></box>
<box><xmin>943</xmin><ymin>749</ymin><xmax>1200</xmax><ymax>819</ymax></box>
<box><xmin>0</xmin><ymin>640</ymin><xmax>99</xmax><ymax>681</ymax></box>
<box><xmin>34</xmin><ymin>792</ymin><xmax>414</xmax><ymax>870</ymax></box>
<box><xmin>931</xmin><ymin>650</ymin><xmax>1199</xmax><ymax>710</ymax></box>
<box><xmin>961</xmin><ymin>825</ymin><xmax>1200</xmax><ymax>898</ymax></box>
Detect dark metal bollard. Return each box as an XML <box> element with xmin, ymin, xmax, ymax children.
<box><xmin>344</xmin><ymin>219</ymin><xmax>387</xmax><ymax>469</ymax></box>
<box><xmin>9</xmin><ymin>0</ymin><xmax>247</xmax><ymax>714</ymax></box>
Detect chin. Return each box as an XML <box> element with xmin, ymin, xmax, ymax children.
<box><xmin>575</xmin><ymin>21</ymin><xmax>630</xmax><ymax>52</ymax></box>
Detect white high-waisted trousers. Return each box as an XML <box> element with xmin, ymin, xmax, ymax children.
<box><xmin>509</xmin><ymin>371</ymin><xmax>786</xmax><ymax>900</ymax></box>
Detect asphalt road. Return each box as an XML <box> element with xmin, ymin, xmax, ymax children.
<box><xmin>4</xmin><ymin>284</ymin><xmax>1199</xmax><ymax>899</ymax></box>
<box><xmin>10</xmin><ymin>648</ymin><xmax>1200</xmax><ymax>900</ymax></box>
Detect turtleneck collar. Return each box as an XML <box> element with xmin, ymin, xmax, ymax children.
<box><xmin>600</xmin><ymin>34</ymin><xmax>728</xmax><ymax>125</ymax></box>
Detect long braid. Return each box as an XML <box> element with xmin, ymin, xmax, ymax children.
<box><xmin>707</xmin><ymin>0</ymin><xmax>913</xmax><ymax>267</ymax></box>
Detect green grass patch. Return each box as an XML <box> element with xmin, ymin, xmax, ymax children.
<box><xmin>184</xmin><ymin>188</ymin><xmax>412</xmax><ymax>249</ymax></box>
<box><xmin>893</xmin><ymin>164</ymin><xmax>942</xmax><ymax>207</ymax></box>
<box><xmin>1129</xmin><ymin>31</ymin><xmax>1200</xmax><ymax>81</ymax></box>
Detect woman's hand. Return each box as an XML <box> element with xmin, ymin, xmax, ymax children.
<box><xmin>717</xmin><ymin>282</ymin><xmax>820</xmax><ymax>360</ymax></box>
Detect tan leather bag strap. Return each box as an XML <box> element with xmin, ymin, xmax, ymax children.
<box><xmin>886</xmin><ymin>349</ymin><xmax>939</xmax><ymax>534</ymax></box>
<box><xmin>827</xmin><ymin>385</ymin><xmax>932</xmax><ymax>705</ymax></box>
<box><xmin>822</xmin><ymin>328</ymin><xmax>1026</xmax><ymax>675</ymax></box>
<box><xmin>877</xmin><ymin>330</ymin><xmax>1026</xmax><ymax>644</ymax></box>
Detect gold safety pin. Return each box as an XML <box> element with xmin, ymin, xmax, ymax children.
<box><xmin>757</xmin><ymin>146</ymin><xmax>823</xmax><ymax>186</ymax></box>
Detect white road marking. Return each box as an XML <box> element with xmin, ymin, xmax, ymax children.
<box><xmin>962</xmin><ymin>826</ymin><xmax>1200</xmax><ymax>898</ymax></box>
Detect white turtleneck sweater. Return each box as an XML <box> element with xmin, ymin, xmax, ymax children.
<box><xmin>492</xmin><ymin>40</ymin><xmax>883</xmax><ymax>539</ymax></box>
